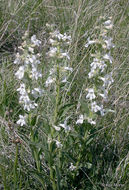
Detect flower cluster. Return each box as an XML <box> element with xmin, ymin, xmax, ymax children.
<box><xmin>77</xmin><ymin>17</ymin><xmax>114</xmax><ymax>125</ymax></box>
<box><xmin>15</xmin><ymin>32</ymin><xmax>43</xmax><ymax>126</ymax></box>
<box><xmin>45</xmin><ymin>24</ymin><xmax>72</xmax><ymax>87</ymax></box>
<box><xmin>86</xmin><ymin>17</ymin><xmax>114</xmax><ymax>121</ymax></box>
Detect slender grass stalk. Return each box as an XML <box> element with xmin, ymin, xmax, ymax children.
<box><xmin>54</xmin><ymin>62</ymin><xmax>60</xmax><ymax>126</ymax></box>
<box><xmin>13</xmin><ymin>144</ymin><xmax>18</xmax><ymax>190</ymax></box>
<box><xmin>0</xmin><ymin>165</ymin><xmax>7</xmax><ymax>190</ymax></box>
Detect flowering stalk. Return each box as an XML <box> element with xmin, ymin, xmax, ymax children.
<box><xmin>77</xmin><ymin>16</ymin><xmax>115</xmax><ymax>126</ymax></box>
<box><xmin>46</xmin><ymin>24</ymin><xmax>72</xmax><ymax>189</ymax></box>
<box><xmin>14</xmin><ymin>31</ymin><xmax>43</xmax><ymax>172</ymax></box>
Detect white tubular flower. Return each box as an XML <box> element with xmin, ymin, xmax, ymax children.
<box><xmin>99</xmin><ymin>105</ymin><xmax>106</xmax><ymax>116</ymax></box>
<box><xmin>49</xmin><ymin>38</ymin><xmax>58</xmax><ymax>46</ymax></box>
<box><xmin>19</xmin><ymin>93</ymin><xmax>30</xmax><ymax>105</ymax></box>
<box><xmin>31</xmin><ymin>35</ymin><xmax>41</xmax><ymax>46</ymax></box>
<box><xmin>85</xmin><ymin>37</ymin><xmax>96</xmax><ymax>47</ymax></box>
<box><xmin>32</xmin><ymin>88</ymin><xmax>44</xmax><ymax>98</ymax></box>
<box><xmin>48</xmin><ymin>47</ymin><xmax>58</xmax><ymax>57</ymax></box>
<box><xmin>14</xmin><ymin>53</ymin><xmax>21</xmax><ymax>64</ymax></box>
<box><xmin>50</xmin><ymin>30</ymin><xmax>63</xmax><ymax>40</ymax></box>
<box><xmin>88</xmin><ymin>69</ymin><xmax>96</xmax><ymax>78</ymax></box>
<box><xmin>29</xmin><ymin>55</ymin><xmax>37</xmax><ymax>64</ymax></box>
<box><xmin>49</xmin><ymin>68</ymin><xmax>56</xmax><ymax>75</ymax></box>
<box><xmin>62</xmin><ymin>33</ymin><xmax>71</xmax><ymax>42</ymax></box>
<box><xmin>99</xmin><ymin>89</ymin><xmax>108</xmax><ymax>100</ymax></box>
<box><xmin>15</xmin><ymin>66</ymin><xmax>25</xmax><ymax>79</ymax></box>
<box><xmin>63</xmin><ymin>67</ymin><xmax>73</xmax><ymax>72</ymax></box>
<box><xmin>76</xmin><ymin>114</ymin><xmax>84</xmax><ymax>124</ymax></box>
<box><xmin>99</xmin><ymin>74</ymin><xmax>114</xmax><ymax>88</ymax></box>
<box><xmin>31</xmin><ymin>66</ymin><xmax>42</xmax><ymax>80</ymax></box>
<box><xmin>17</xmin><ymin>115</ymin><xmax>26</xmax><ymax>126</ymax></box>
<box><xmin>17</xmin><ymin>83</ymin><xmax>26</xmax><ymax>95</ymax></box>
<box><xmin>103</xmin><ymin>53</ymin><xmax>113</xmax><ymax>63</ymax></box>
<box><xmin>90</xmin><ymin>58</ymin><xmax>107</xmax><ymax>72</ymax></box>
<box><xmin>104</xmin><ymin>20</ymin><xmax>112</xmax><ymax>26</ymax></box>
<box><xmin>86</xmin><ymin>88</ymin><xmax>96</xmax><ymax>100</ymax></box>
<box><xmin>55</xmin><ymin>140</ymin><xmax>63</xmax><ymax>148</ymax></box>
<box><xmin>87</xmin><ymin>118</ymin><xmax>96</xmax><ymax>125</ymax></box>
<box><xmin>69</xmin><ymin>163</ymin><xmax>76</xmax><ymax>171</ymax></box>
<box><xmin>104</xmin><ymin>20</ymin><xmax>113</xmax><ymax>29</ymax></box>
<box><xmin>60</xmin><ymin>119</ymin><xmax>71</xmax><ymax>132</ymax></box>
<box><xmin>59</xmin><ymin>52</ymin><xmax>70</xmax><ymax>60</ymax></box>
<box><xmin>53</xmin><ymin>125</ymin><xmax>61</xmax><ymax>131</ymax></box>
<box><xmin>61</xmin><ymin>78</ymin><xmax>67</xmax><ymax>83</ymax></box>
<box><xmin>45</xmin><ymin>76</ymin><xmax>55</xmax><ymax>87</ymax></box>
<box><xmin>23</xmin><ymin>100</ymin><xmax>38</xmax><ymax>111</ymax></box>
<box><xmin>91</xmin><ymin>101</ymin><xmax>101</xmax><ymax>112</ymax></box>
<box><xmin>104</xmin><ymin>37</ymin><xmax>115</xmax><ymax>49</ymax></box>
<box><xmin>28</xmin><ymin>47</ymin><xmax>34</xmax><ymax>53</ymax></box>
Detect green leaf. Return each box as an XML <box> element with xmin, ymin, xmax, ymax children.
<box><xmin>80</xmin><ymin>99</ymin><xmax>89</xmax><ymax>114</ymax></box>
<box><xmin>55</xmin><ymin>165</ymin><xmax>61</xmax><ymax>190</ymax></box>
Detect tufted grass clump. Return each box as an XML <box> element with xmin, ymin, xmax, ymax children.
<box><xmin>0</xmin><ymin>0</ymin><xmax>128</xmax><ymax>189</ymax></box>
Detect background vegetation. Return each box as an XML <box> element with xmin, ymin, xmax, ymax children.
<box><xmin>0</xmin><ymin>0</ymin><xmax>128</xmax><ymax>189</ymax></box>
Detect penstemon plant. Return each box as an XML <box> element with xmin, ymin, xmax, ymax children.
<box><xmin>45</xmin><ymin>24</ymin><xmax>73</xmax><ymax>189</ymax></box>
<box><xmin>76</xmin><ymin>16</ymin><xmax>115</xmax><ymax>126</ymax></box>
<box><xmin>13</xmin><ymin>17</ymin><xmax>115</xmax><ymax>189</ymax></box>
<box><xmin>14</xmin><ymin>31</ymin><xmax>43</xmax><ymax>174</ymax></box>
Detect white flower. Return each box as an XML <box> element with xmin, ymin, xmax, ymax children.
<box><xmin>104</xmin><ymin>37</ymin><xmax>115</xmax><ymax>49</ymax></box>
<box><xmin>62</xmin><ymin>33</ymin><xmax>71</xmax><ymax>42</ymax></box>
<box><xmin>49</xmin><ymin>38</ymin><xmax>57</xmax><ymax>45</ymax></box>
<box><xmin>23</xmin><ymin>101</ymin><xmax>38</xmax><ymax>111</ymax></box>
<box><xmin>49</xmin><ymin>68</ymin><xmax>56</xmax><ymax>75</ymax></box>
<box><xmin>85</xmin><ymin>37</ymin><xmax>96</xmax><ymax>47</ymax></box>
<box><xmin>28</xmin><ymin>47</ymin><xmax>34</xmax><ymax>53</ymax></box>
<box><xmin>45</xmin><ymin>76</ymin><xmax>55</xmax><ymax>86</ymax></box>
<box><xmin>31</xmin><ymin>66</ymin><xmax>42</xmax><ymax>80</ymax></box>
<box><xmin>69</xmin><ymin>163</ymin><xmax>76</xmax><ymax>171</ymax></box>
<box><xmin>53</xmin><ymin>125</ymin><xmax>61</xmax><ymax>131</ymax></box>
<box><xmin>86</xmin><ymin>88</ymin><xmax>96</xmax><ymax>100</ymax></box>
<box><xmin>64</xmin><ymin>67</ymin><xmax>73</xmax><ymax>72</ymax></box>
<box><xmin>60</xmin><ymin>119</ymin><xmax>71</xmax><ymax>132</ymax></box>
<box><xmin>55</xmin><ymin>140</ymin><xmax>63</xmax><ymax>148</ymax></box>
<box><xmin>29</xmin><ymin>55</ymin><xmax>37</xmax><ymax>64</ymax></box>
<box><xmin>50</xmin><ymin>30</ymin><xmax>63</xmax><ymax>40</ymax></box>
<box><xmin>99</xmin><ymin>105</ymin><xmax>106</xmax><ymax>116</ymax></box>
<box><xmin>99</xmin><ymin>74</ymin><xmax>114</xmax><ymax>88</ymax></box>
<box><xmin>19</xmin><ymin>94</ymin><xmax>30</xmax><ymax>104</ymax></box>
<box><xmin>17</xmin><ymin>83</ymin><xmax>26</xmax><ymax>95</ymax></box>
<box><xmin>14</xmin><ymin>53</ymin><xmax>21</xmax><ymax>64</ymax></box>
<box><xmin>90</xmin><ymin>58</ymin><xmax>107</xmax><ymax>72</ymax></box>
<box><xmin>48</xmin><ymin>47</ymin><xmax>57</xmax><ymax>57</ymax></box>
<box><xmin>17</xmin><ymin>115</ymin><xmax>26</xmax><ymax>126</ymax></box>
<box><xmin>88</xmin><ymin>69</ymin><xmax>96</xmax><ymax>78</ymax></box>
<box><xmin>15</xmin><ymin>66</ymin><xmax>25</xmax><ymax>79</ymax></box>
<box><xmin>61</xmin><ymin>78</ymin><xmax>67</xmax><ymax>83</ymax></box>
<box><xmin>87</xmin><ymin>118</ymin><xmax>96</xmax><ymax>125</ymax></box>
<box><xmin>32</xmin><ymin>88</ymin><xmax>44</xmax><ymax>98</ymax></box>
<box><xmin>76</xmin><ymin>114</ymin><xmax>84</xmax><ymax>124</ymax></box>
<box><xmin>104</xmin><ymin>20</ymin><xmax>112</xmax><ymax>26</ymax></box>
<box><xmin>103</xmin><ymin>53</ymin><xmax>113</xmax><ymax>63</ymax></box>
<box><xmin>31</xmin><ymin>35</ymin><xmax>41</xmax><ymax>46</ymax></box>
<box><xmin>99</xmin><ymin>89</ymin><xmax>108</xmax><ymax>100</ymax></box>
<box><xmin>60</xmin><ymin>52</ymin><xmax>70</xmax><ymax>60</ymax></box>
<box><xmin>104</xmin><ymin>20</ymin><xmax>113</xmax><ymax>29</ymax></box>
<box><xmin>91</xmin><ymin>101</ymin><xmax>101</xmax><ymax>112</ymax></box>
<box><xmin>50</xmin><ymin>30</ymin><xmax>71</xmax><ymax>43</ymax></box>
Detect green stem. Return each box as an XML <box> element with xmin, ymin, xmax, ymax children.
<box><xmin>49</xmin><ymin>62</ymin><xmax>60</xmax><ymax>190</ymax></box>
<box><xmin>14</xmin><ymin>145</ymin><xmax>18</xmax><ymax>189</ymax></box>
<box><xmin>54</xmin><ymin>63</ymin><xmax>60</xmax><ymax>126</ymax></box>
<box><xmin>0</xmin><ymin>165</ymin><xmax>7</xmax><ymax>190</ymax></box>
